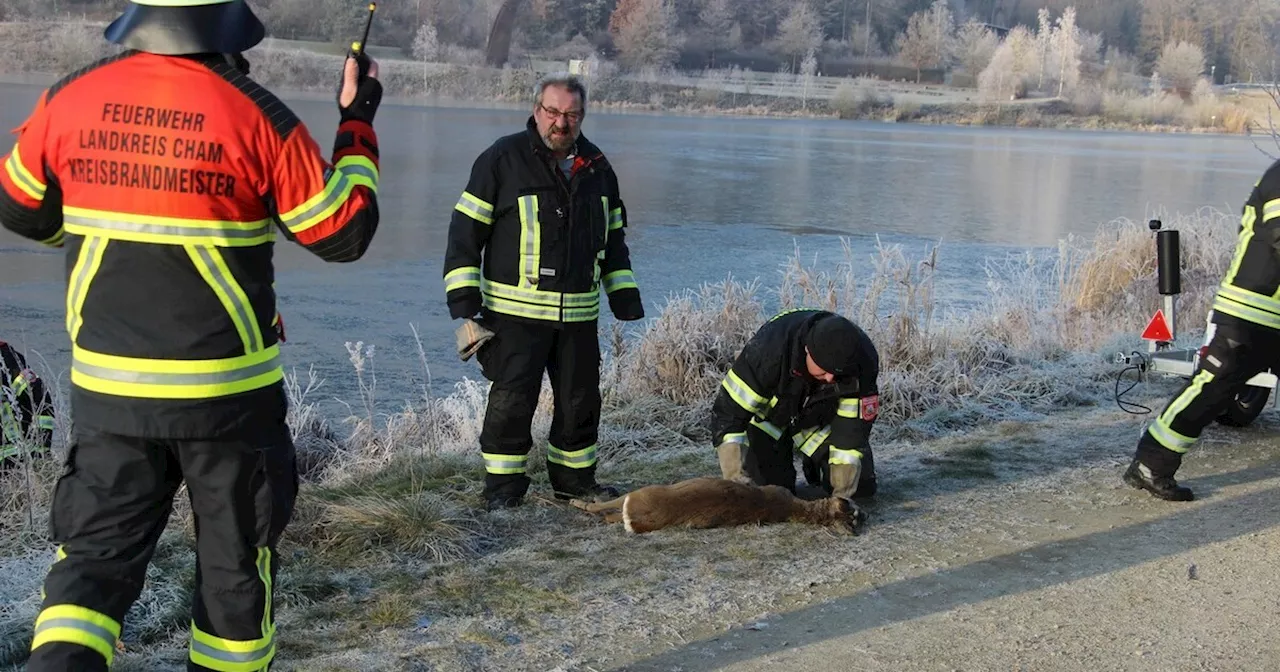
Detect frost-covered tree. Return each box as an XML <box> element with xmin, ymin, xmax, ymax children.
<box><xmin>1050</xmin><ymin>7</ymin><xmax>1083</xmax><ymax>97</ymax></box>
<box><xmin>978</xmin><ymin>24</ymin><xmax>1037</xmax><ymax>100</ymax></box>
<box><xmin>777</xmin><ymin>2</ymin><xmax>824</xmax><ymax>70</ymax></box>
<box><xmin>1156</xmin><ymin>40</ymin><xmax>1206</xmax><ymax>98</ymax></box>
<box><xmin>894</xmin><ymin>0</ymin><xmax>955</xmax><ymax>83</ymax></box>
<box><xmin>954</xmin><ymin>18</ymin><xmax>998</xmax><ymax>76</ymax></box>
<box><xmin>610</xmin><ymin>0</ymin><xmax>681</xmax><ymax>70</ymax></box>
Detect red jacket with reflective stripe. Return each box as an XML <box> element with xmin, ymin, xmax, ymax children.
<box><xmin>0</xmin><ymin>51</ymin><xmax>381</xmax><ymax>438</ymax></box>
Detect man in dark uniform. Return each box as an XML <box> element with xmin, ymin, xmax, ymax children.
<box><xmin>711</xmin><ymin>309</ymin><xmax>881</xmax><ymax>502</ymax></box>
<box><xmin>443</xmin><ymin>74</ymin><xmax>645</xmax><ymax>510</ymax></box>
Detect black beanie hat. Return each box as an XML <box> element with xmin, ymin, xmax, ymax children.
<box><xmin>805</xmin><ymin>315</ymin><xmax>860</xmax><ymax>377</ymax></box>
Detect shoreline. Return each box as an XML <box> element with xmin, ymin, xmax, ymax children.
<box><xmin>0</xmin><ymin>71</ymin><xmax>1255</xmax><ymax>139</ymax></box>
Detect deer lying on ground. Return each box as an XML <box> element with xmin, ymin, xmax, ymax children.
<box><xmin>569</xmin><ymin>477</ymin><xmax>867</xmax><ymax>535</ymax></box>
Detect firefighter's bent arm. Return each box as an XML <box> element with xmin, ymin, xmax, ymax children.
<box><xmin>710</xmin><ymin>345</ymin><xmax>772</xmax><ymax>447</ymax></box>
<box><xmin>0</xmin><ymin>90</ymin><xmax>65</xmax><ymax>248</ymax></box>
<box><xmin>599</xmin><ymin>171</ymin><xmax>644</xmax><ymax>320</ymax></box>
<box><xmin>443</xmin><ymin>148</ymin><xmax>499</xmax><ymax>319</ymax></box>
<box><xmin>269</xmin><ymin>117</ymin><xmax>380</xmax><ymax>263</ymax></box>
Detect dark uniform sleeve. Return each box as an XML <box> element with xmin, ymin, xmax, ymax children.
<box><xmin>599</xmin><ymin>169</ymin><xmax>644</xmax><ymax>320</ymax></box>
<box><xmin>0</xmin><ymin>89</ymin><xmax>66</xmax><ymax>248</ymax></box>
<box><xmin>1</xmin><ymin>342</ymin><xmax>55</xmax><ymax>451</ymax></box>
<box><xmin>443</xmin><ymin>147</ymin><xmax>499</xmax><ymax>320</ymax></box>
<box><xmin>268</xmin><ymin>116</ymin><xmax>381</xmax><ymax>263</ymax></box>
<box><xmin>710</xmin><ymin>341</ymin><xmax>772</xmax><ymax>447</ymax></box>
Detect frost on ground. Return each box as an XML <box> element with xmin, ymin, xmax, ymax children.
<box><xmin>4</xmin><ymin>210</ymin><xmax>1271</xmax><ymax>671</ymax></box>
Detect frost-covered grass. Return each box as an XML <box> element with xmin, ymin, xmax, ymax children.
<box><xmin>0</xmin><ymin>209</ymin><xmax>1239</xmax><ymax>669</ymax></box>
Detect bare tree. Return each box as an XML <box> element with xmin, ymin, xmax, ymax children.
<box><xmin>799</xmin><ymin>48</ymin><xmax>819</xmax><ymax>109</ymax></box>
<box><xmin>1156</xmin><ymin>40</ymin><xmax>1206</xmax><ymax>98</ymax></box>
<box><xmin>776</xmin><ymin>1</ymin><xmax>824</xmax><ymax>71</ymax></box>
<box><xmin>894</xmin><ymin>0</ymin><xmax>955</xmax><ymax>83</ymax></box>
<box><xmin>611</xmin><ymin>0</ymin><xmax>681</xmax><ymax>71</ymax></box>
<box><xmin>483</xmin><ymin>0</ymin><xmax>523</xmax><ymax>67</ymax></box>
<box><xmin>698</xmin><ymin>0</ymin><xmax>738</xmax><ymax>68</ymax></box>
<box><xmin>1050</xmin><ymin>7</ymin><xmax>1083</xmax><ymax>98</ymax></box>
<box><xmin>954</xmin><ymin>18</ymin><xmax>998</xmax><ymax>76</ymax></box>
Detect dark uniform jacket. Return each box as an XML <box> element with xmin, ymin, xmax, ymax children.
<box><xmin>1212</xmin><ymin>158</ymin><xmax>1280</xmax><ymax>334</ymax></box>
<box><xmin>443</xmin><ymin>117</ymin><xmax>643</xmax><ymax>325</ymax></box>
<box><xmin>1</xmin><ymin>340</ymin><xmax>55</xmax><ymax>458</ymax></box>
<box><xmin>0</xmin><ymin>51</ymin><xmax>381</xmax><ymax>439</ymax></box>
<box><xmin>710</xmin><ymin>309</ymin><xmax>880</xmax><ymax>466</ymax></box>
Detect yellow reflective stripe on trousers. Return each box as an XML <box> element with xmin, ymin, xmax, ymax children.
<box><xmin>63</xmin><ymin>206</ymin><xmax>274</xmax><ymax>247</ymax></box>
<box><xmin>188</xmin><ymin>547</ymin><xmax>275</xmax><ymax>671</ymax></box>
<box><xmin>31</xmin><ymin>604</ymin><xmax>122</xmax><ymax>666</ymax></box>
<box><xmin>721</xmin><ymin>431</ymin><xmax>748</xmax><ymax>444</ymax></box>
<box><xmin>71</xmin><ymin>344</ymin><xmax>283</xmax><ymax>399</ymax></box>
<box><xmin>548</xmin><ymin>443</ymin><xmax>597</xmax><ymax>468</ymax></box>
<box><xmin>1149</xmin><ymin>369</ymin><xmax>1213</xmax><ymax>453</ymax></box>
<box><xmin>829</xmin><ymin>447</ymin><xmax>863</xmax><ymax>465</ymax></box>
<box><xmin>65</xmin><ymin>236</ymin><xmax>108</xmax><ymax>342</ymax></box>
<box><xmin>721</xmin><ymin>370</ymin><xmax>766</xmax><ymax>415</ymax></box>
<box><xmin>444</xmin><ymin>266</ymin><xmax>482</xmax><ymax>293</ymax></box>
<box><xmin>793</xmin><ymin>425</ymin><xmax>832</xmax><ymax>457</ymax></box>
<box><xmin>749</xmin><ymin>417</ymin><xmax>782</xmax><ymax>440</ymax></box>
<box><xmin>602</xmin><ymin>270</ymin><xmax>637</xmax><ymax>294</ymax></box>
<box><xmin>608</xmin><ymin>207</ymin><xmax>624</xmax><ymax>231</ymax></box>
<box><xmin>837</xmin><ymin>398</ymin><xmax>859</xmax><ymax>418</ymax></box>
<box><xmin>280</xmin><ymin>156</ymin><xmax>380</xmax><ymax>234</ymax></box>
<box><xmin>186</xmin><ymin>245</ymin><xmax>264</xmax><ymax>354</ymax></box>
<box><xmin>5</xmin><ymin>144</ymin><xmax>45</xmax><ymax>200</ymax></box>
<box><xmin>483</xmin><ymin>452</ymin><xmax>527</xmax><ymax>475</ymax></box>
<box><xmin>518</xmin><ymin>195</ymin><xmax>540</xmax><ymax>288</ymax></box>
<box><xmin>1211</xmin><ymin>292</ymin><xmax>1280</xmax><ymax>330</ymax></box>
<box><xmin>455</xmin><ymin>191</ymin><xmax>494</xmax><ymax>225</ymax></box>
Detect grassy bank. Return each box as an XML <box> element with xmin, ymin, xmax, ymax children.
<box><xmin>0</xmin><ymin>207</ymin><xmax>1242</xmax><ymax>669</ymax></box>
<box><xmin>0</xmin><ymin>21</ymin><xmax>1260</xmax><ymax>135</ymax></box>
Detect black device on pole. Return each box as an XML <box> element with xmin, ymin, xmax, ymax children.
<box><xmin>1151</xmin><ymin>219</ymin><xmax>1181</xmax><ymax>296</ymax></box>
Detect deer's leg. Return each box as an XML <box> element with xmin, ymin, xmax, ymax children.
<box><xmin>572</xmin><ymin>494</ymin><xmax>628</xmax><ymax>513</ymax></box>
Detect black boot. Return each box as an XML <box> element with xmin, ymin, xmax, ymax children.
<box><xmin>553</xmin><ymin>482</ymin><xmax>620</xmax><ymax>502</ymax></box>
<box><xmin>1123</xmin><ymin>459</ymin><xmax>1194</xmax><ymax>501</ymax></box>
<box><xmin>483</xmin><ymin>472</ymin><xmax>531</xmax><ymax>511</ymax></box>
<box><xmin>854</xmin><ymin>451</ymin><xmax>877</xmax><ymax>500</ymax></box>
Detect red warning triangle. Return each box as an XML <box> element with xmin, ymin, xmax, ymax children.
<box><xmin>1141</xmin><ymin>309</ymin><xmax>1173</xmax><ymax>341</ymax></box>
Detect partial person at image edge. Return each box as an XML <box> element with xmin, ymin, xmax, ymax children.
<box><xmin>0</xmin><ymin>0</ymin><xmax>384</xmax><ymax>670</ymax></box>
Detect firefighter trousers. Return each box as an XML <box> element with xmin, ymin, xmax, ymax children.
<box><xmin>475</xmin><ymin>314</ymin><xmax>602</xmax><ymax>502</ymax></box>
<box><xmin>1135</xmin><ymin>322</ymin><xmax>1280</xmax><ymax>476</ymax></box>
<box><xmin>28</xmin><ymin>423</ymin><xmax>298</xmax><ymax>672</ymax></box>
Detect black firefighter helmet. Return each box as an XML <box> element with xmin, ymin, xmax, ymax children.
<box><xmin>104</xmin><ymin>0</ymin><xmax>266</xmax><ymax>56</ymax></box>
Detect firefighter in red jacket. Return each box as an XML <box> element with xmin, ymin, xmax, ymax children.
<box><xmin>0</xmin><ymin>1</ymin><xmax>384</xmax><ymax>670</ymax></box>
<box><xmin>1</xmin><ymin>339</ymin><xmax>56</xmax><ymax>472</ymax></box>
<box><xmin>711</xmin><ymin>309</ymin><xmax>880</xmax><ymax>502</ymax></box>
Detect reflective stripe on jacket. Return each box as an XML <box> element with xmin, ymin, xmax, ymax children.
<box><xmin>1212</xmin><ymin>159</ymin><xmax>1280</xmax><ymax>333</ymax></box>
<box><xmin>0</xmin><ymin>51</ymin><xmax>381</xmax><ymax>437</ymax></box>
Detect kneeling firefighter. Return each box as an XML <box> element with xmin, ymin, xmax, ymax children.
<box><xmin>711</xmin><ymin>309</ymin><xmax>881</xmax><ymax>501</ymax></box>
<box><xmin>0</xmin><ymin>1</ymin><xmax>385</xmax><ymax>669</ymax></box>
<box><xmin>1</xmin><ymin>339</ymin><xmax>56</xmax><ymax>472</ymax></box>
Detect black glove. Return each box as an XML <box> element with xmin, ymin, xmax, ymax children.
<box><xmin>338</xmin><ymin>53</ymin><xmax>382</xmax><ymax>125</ymax></box>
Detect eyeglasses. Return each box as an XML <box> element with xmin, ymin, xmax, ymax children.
<box><xmin>539</xmin><ymin>103</ymin><xmax>584</xmax><ymax>123</ymax></box>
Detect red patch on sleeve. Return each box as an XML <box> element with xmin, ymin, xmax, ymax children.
<box><xmin>860</xmin><ymin>395</ymin><xmax>880</xmax><ymax>421</ymax></box>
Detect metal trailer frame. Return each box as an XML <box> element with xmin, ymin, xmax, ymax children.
<box><xmin>1117</xmin><ymin>219</ymin><xmax>1280</xmax><ymax>409</ymax></box>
